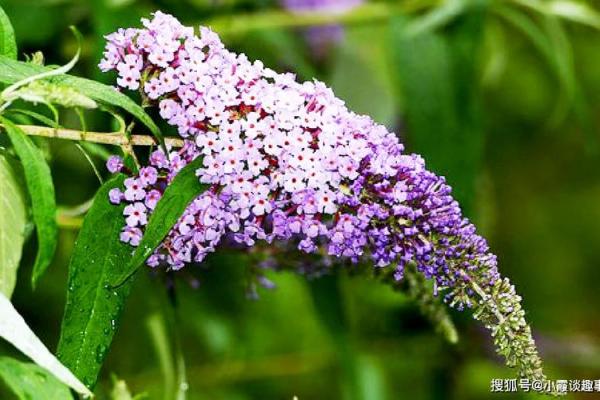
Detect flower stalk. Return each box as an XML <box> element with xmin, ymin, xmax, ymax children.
<box><xmin>0</xmin><ymin>124</ymin><xmax>184</xmax><ymax>148</ymax></box>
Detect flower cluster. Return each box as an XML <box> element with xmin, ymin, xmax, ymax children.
<box><xmin>101</xmin><ymin>12</ymin><xmax>548</xmax><ymax>383</ymax></box>
<box><xmin>100</xmin><ymin>10</ymin><xmax>499</xmax><ymax>294</ymax></box>
<box><xmin>101</xmin><ymin>11</ymin><xmax>499</xmax><ymax>293</ymax></box>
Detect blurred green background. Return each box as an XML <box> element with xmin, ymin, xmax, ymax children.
<box><xmin>1</xmin><ymin>0</ymin><xmax>600</xmax><ymax>398</ymax></box>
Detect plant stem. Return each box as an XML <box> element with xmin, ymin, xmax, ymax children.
<box><xmin>458</xmin><ymin>269</ymin><xmax>508</xmax><ymax>327</ymax></box>
<box><xmin>56</xmin><ymin>213</ymin><xmax>84</xmax><ymax>230</ymax></box>
<box><xmin>2</xmin><ymin>124</ymin><xmax>183</xmax><ymax>230</ymax></box>
<box><xmin>0</xmin><ymin>124</ymin><xmax>184</xmax><ymax>148</ymax></box>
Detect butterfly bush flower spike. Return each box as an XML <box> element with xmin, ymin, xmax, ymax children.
<box><xmin>101</xmin><ymin>12</ymin><xmax>553</xmax><ymax>389</ymax></box>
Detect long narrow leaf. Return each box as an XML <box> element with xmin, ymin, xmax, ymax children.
<box><xmin>495</xmin><ymin>6</ymin><xmax>575</xmax><ymax>124</ymax></box>
<box><xmin>513</xmin><ymin>0</ymin><xmax>600</xmax><ymax>30</ymax></box>
<box><xmin>0</xmin><ymin>292</ymin><xmax>92</xmax><ymax>397</ymax></box>
<box><xmin>404</xmin><ymin>0</ymin><xmax>469</xmax><ymax>37</ymax></box>
<box><xmin>0</xmin><ymin>356</ymin><xmax>73</xmax><ymax>400</ymax></box>
<box><xmin>548</xmin><ymin>0</ymin><xmax>600</xmax><ymax>29</ymax></box>
<box><xmin>1</xmin><ymin>117</ymin><xmax>57</xmax><ymax>287</ymax></box>
<box><xmin>0</xmin><ymin>6</ymin><xmax>16</xmax><ymax>59</ymax></box>
<box><xmin>0</xmin><ymin>55</ymin><xmax>164</xmax><ymax>150</ymax></box>
<box><xmin>6</xmin><ymin>108</ymin><xmax>60</xmax><ymax>128</ymax></box>
<box><xmin>111</xmin><ymin>156</ymin><xmax>208</xmax><ymax>286</ymax></box>
<box><xmin>0</xmin><ymin>154</ymin><xmax>27</xmax><ymax>297</ymax></box>
<box><xmin>391</xmin><ymin>13</ymin><xmax>485</xmax><ymax>214</ymax></box>
<box><xmin>57</xmin><ymin>174</ymin><xmax>135</xmax><ymax>389</ymax></box>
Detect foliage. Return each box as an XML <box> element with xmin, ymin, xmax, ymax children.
<box><xmin>1</xmin><ymin>118</ymin><xmax>57</xmax><ymax>287</ymax></box>
<box><xmin>56</xmin><ymin>174</ymin><xmax>134</xmax><ymax>389</ymax></box>
<box><xmin>0</xmin><ymin>292</ymin><xmax>90</xmax><ymax>396</ymax></box>
<box><xmin>0</xmin><ymin>153</ymin><xmax>26</xmax><ymax>297</ymax></box>
<box><xmin>0</xmin><ymin>356</ymin><xmax>73</xmax><ymax>400</ymax></box>
<box><xmin>0</xmin><ymin>1</ymin><xmax>599</xmax><ymax>399</ymax></box>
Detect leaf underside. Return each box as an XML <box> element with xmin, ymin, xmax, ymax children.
<box><xmin>1</xmin><ymin>117</ymin><xmax>57</xmax><ymax>287</ymax></box>
<box><xmin>0</xmin><ymin>154</ymin><xmax>27</xmax><ymax>298</ymax></box>
<box><xmin>0</xmin><ymin>292</ymin><xmax>92</xmax><ymax>397</ymax></box>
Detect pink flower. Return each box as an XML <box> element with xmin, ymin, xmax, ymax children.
<box><xmin>139</xmin><ymin>167</ymin><xmax>158</xmax><ymax>186</ymax></box>
<box><xmin>123</xmin><ymin>178</ymin><xmax>146</xmax><ymax>201</ymax></box>
<box><xmin>124</xmin><ymin>202</ymin><xmax>148</xmax><ymax>227</ymax></box>
<box><xmin>120</xmin><ymin>226</ymin><xmax>143</xmax><ymax>246</ymax></box>
<box><xmin>195</xmin><ymin>132</ymin><xmax>221</xmax><ymax>155</ymax></box>
<box><xmin>159</xmin><ymin>99</ymin><xmax>180</xmax><ymax>119</ymax></box>
<box><xmin>145</xmin><ymin>78</ymin><xmax>163</xmax><ymax>99</ymax></box>
<box><xmin>145</xmin><ymin>189</ymin><xmax>162</xmax><ymax>210</ymax></box>
<box><xmin>109</xmin><ymin>188</ymin><xmax>123</xmax><ymax>204</ymax></box>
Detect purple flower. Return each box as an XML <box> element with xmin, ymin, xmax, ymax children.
<box><xmin>149</xmin><ymin>149</ymin><xmax>169</xmax><ymax>169</ymax></box>
<box><xmin>109</xmin><ymin>188</ymin><xmax>123</xmax><ymax>204</ymax></box>
<box><xmin>120</xmin><ymin>226</ymin><xmax>142</xmax><ymax>246</ymax></box>
<box><xmin>145</xmin><ymin>189</ymin><xmax>162</xmax><ymax>210</ymax></box>
<box><xmin>124</xmin><ymin>202</ymin><xmax>148</xmax><ymax>227</ymax></box>
<box><xmin>123</xmin><ymin>178</ymin><xmax>146</xmax><ymax>201</ymax></box>
<box><xmin>106</xmin><ymin>156</ymin><xmax>124</xmax><ymax>173</ymax></box>
<box><xmin>139</xmin><ymin>167</ymin><xmax>158</xmax><ymax>186</ymax></box>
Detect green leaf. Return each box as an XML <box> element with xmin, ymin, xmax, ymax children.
<box><xmin>547</xmin><ymin>0</ymin><xmax>600</xmax><ymax>29</ymax></box>
<box><xmin>0</xmin><ymin>357</ymin><xmax>73</xmax><ymax>400</ymax></box>
<box><xmin>0</xmin><ymin>26</ymin><xmax>82</xmax><ymax>108</ymax></box>
<box><xmin>2</xmin><ymin>80</ymin><xmax>98</xmax><ymax>109</ymax></box>
<box><xmin>512</xmin><ymin>0</ymin><xmax>600</xmax><ymax>30</ymax></box>
<box><xmin>6</xmin><ymin>108</ymin><xmax>59</xmax><ymax>128</ymax></box>
<box><xmin>390</xmin><ymin>12</ymin><xmax>486</xmax><ymax>214</ymax></box>
<box><xmin>329</xmin><ymin>24</ymin><xmax>397</xmax><ymax>127</ymax></box>
<box><xmin>239</xmin><ymin>28</ymin><xmax>317</xmax><ymax>81</ymax></box>
<box><xmin>0</xmin><ymin>6</ymin><xmax>17</xmax><ymax>60</ymax></box>
<box><xmin>404</xmin><ymin>0</ymin><xmax>470</xmax><ymax>37</ymax></box>
<box><xmin>111</xmin><ymin>156</ymin><xmax>208</xmax><ymax>286</ymax></box>
<box><xmin>495</xmin><ymin>6</ymin><xmax>576</xmax><ymax>125</ymax></box>
<box><xmin>0</xmin><ymin>292</ymin><xmax>92</xmax><ymax>397</ymax></box>
<box><xmin>0</xmin><ymin>55</ymin><xmax>164</xmax><ymax>151</ymax></box>
<box><xmin>57</xmin><ymin>174</ymin><xmax>135</xmax><ymax>389</ymax></box>
<box><xmin>308</xmin><ymin>276</ymin><xmax>365</xmax><ymax>400</ymax></box>
<box><xmin>0</xmin><ymin>154</ymin><xmax>27</xmax><ymax>297</ymax></box>
<box><xmin>1</xmin><ymin>118</ymin><xmax>57</xmax><ymax>288</ymax></box>
<box><xmin>497</xmin><ymin>6</ymin><xmax>596</xmax><ymax>149</ymax></box>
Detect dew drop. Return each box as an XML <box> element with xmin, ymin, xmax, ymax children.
<box><xmin>95</xmin><ymin>344</ymin><xmax>108</xmax><ymax>363</ymax></box>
